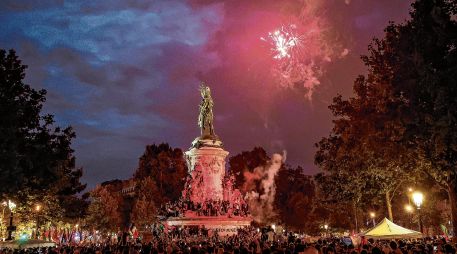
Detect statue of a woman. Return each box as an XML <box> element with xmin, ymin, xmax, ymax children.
<box><xmin>198</xmin><ymin>83</ymin><xmax>216</xmax><ymax>138</ymax></box>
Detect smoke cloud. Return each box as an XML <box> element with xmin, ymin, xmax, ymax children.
<box><xmin>244</xmin><ymin>152</ymin><xmax>285</xmax><ymax>224</ymax></box>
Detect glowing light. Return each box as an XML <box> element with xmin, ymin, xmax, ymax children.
<box><xmin>35</xmin><ymin>204</ymin><xmax>41</xmax><ymax>211</ymax></box>
<box><xmin>324</xmin><ymin>224</ymin><xmax>328</xmax><ymax>230</ymax></box>
<box><xmin>412</xmin><ymin>191</ymin><xmax>424</xmax><ymax>208</ymax></box>
<box><xmin>19</xmin><ymin>233</ymin><xmax>28</xmax><ymax>240</ymax></box>
<box><xmin>261</xmin><ymin>25</ymin><xmax>301</xmax><ymax>60</ymax></box>
<box><xmin>405</xmin><ymin>204</ymin><xmax>413</xmax><ymax>213</ymax></box>
<box><xmin>8</xmin><ymin>200</ymin><xmax>16</xmax><ymax>210</ymax></box>
<box><xmin>369</xmin><ymin>212</ymin><xmax>375</xmax><ymax>218</ymax></box>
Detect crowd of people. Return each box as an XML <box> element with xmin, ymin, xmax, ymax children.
<box><xmin>1</xmin><ymin>225</ymin><xmax>455</xmax><ymax>254</ymax></box>
<box><xmin>160</xmin><ymin>199</ymin><xmax>249</xmax><ymax>218</ymax></box>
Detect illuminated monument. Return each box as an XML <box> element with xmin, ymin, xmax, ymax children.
<box><xmin>166</xmin><ymin>83</ymin><xmax>251</xmax><ymax>234</ymax></box>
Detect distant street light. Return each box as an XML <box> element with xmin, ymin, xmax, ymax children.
<box><xmin>412</xmin><ymin>191</ymin><xmax>424</xmax><ymax>233</ymax></box>
<box><xmin>7</xmin><ymin>201</ymin><xmax>15</xmax><ymax>211</ymax></box>
<box><xmin>323</xmin><ymin>224</ymin><xmax>329</xmax><ymax>237</ymax></box>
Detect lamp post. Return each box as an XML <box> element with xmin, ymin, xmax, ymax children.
<box><xmin>35</xmin><ymin>204</ymin><xmax>41</xmax><ymax>239</ymax></box>
<box><xmin>412</xmin><ymin>191</ymin><xmax>424</xmax><ymax>234</ymax></box>
<box><xmin>6</xmin><ymin>200</ymin><xmax>16</xmax><ymax>241</ymax></box>
<box><xmin>369</xmin><ymin>212</ymin><xmax>376</xmax><ymax>227</ymax></box>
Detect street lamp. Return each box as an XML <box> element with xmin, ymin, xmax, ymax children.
<box><xmin>6</xmin><ymin>200</ymin><xmax>16</xmax><ymax>241</ymax></box>
<box><xmin>412</xmin><ymin>192</ymin><xmax>423</xmax><ymax>208</ymax></box>
<box><xmin>323</xmin><ymin>224</ymin><xmax>329</xmax><ymax>237</ymax></box>
<box><xmin>412</xmin><ymin>191</ymin><xmax>424</xmax><ymax>233</ymax></box>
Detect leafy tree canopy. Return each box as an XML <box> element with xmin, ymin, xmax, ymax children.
<box><xmin>0</xmin><ymin>49</ymin><xmax>86</xmax><ymax>222</ymax></box>
<box><xmin>315</xmin><ymin>0</ymin><xmax>457</xmax><ymax>232</ymax></box>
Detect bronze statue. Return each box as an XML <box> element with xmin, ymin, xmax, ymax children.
<box><xmin>198</xmin><ymin>83</ymin><xmax>216</xmax><ymax>138</ymax></box>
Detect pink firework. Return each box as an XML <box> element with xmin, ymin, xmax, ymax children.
<box><xmin>261</xmin><ymin>25</ymin><xmax>302</xmax><ymax>60</ymax></box>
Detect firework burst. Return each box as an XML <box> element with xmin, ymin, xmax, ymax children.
<box><xmin>260</xmin><ymin>6</ymin><xmax>347</xmax><ymax>100</ymax></box>
<box><xmin>261</xmin><ymin>25</ymin><xmax>302</xmax><ymax>60</ymax></box>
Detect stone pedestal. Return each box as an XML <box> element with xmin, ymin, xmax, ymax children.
<box><xmin>184</xmin><ymin>139</ymin><xmax>229</xmax><ymax>204</ymax></box>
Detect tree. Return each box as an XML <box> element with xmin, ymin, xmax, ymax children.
<box><xmin>314</xmin><ymin>78</ymin><xmax>414</xmax><ymax>222</ymax></box>
<box><xmin>228</xmin><ymin>147</ymin><xmax>270</xmax><ymax>192</ymax></box>
<box><xmin>315</xmin><ymin>0</ymin><xmax>457</xmax><ymax>236</ymax></box>
<box><xmin>397</xmin><ymin>0</ymin><xmax>457</xmax><ymax>239</ymax></box>
<box><xmin>274</xmin><ymin>166</ymin><xmax>316</xmax><ymax>231</ymax></box>
<box><xmin>86</xmin><ymin>181</ymin><xmax>124</xmax><ymax>232</ymax></box>
<box><xmin>133</xmin><ymin>143</ymin><xmax>187</xmax><ymax>204</ymax></box>
<box><xmin>0</xmin><ymin>49</ymin><xmax>86</xmax><ymax>222</ymax></box>
<box><xmin>130</xmin><ymin>177</ymin><xmax>160</xmax><ymax>228</ymax></box>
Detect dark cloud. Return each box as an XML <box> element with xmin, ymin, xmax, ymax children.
<box><xmin>0</xmin><ymin>0</ymin><xmax>413</xmax><ymax>188</ymax></box>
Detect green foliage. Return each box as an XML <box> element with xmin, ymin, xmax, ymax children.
<box><xmin>0</xmin><ymin>49</ymin><xmax>86</xmax><ymax>223</ymax></box>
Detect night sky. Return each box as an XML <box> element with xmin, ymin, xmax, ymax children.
<box><xmin>0</xmin><ymin>0</ymin><xmax>413</xmax><ymax>188</ymax></box>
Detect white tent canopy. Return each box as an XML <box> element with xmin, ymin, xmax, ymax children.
<box><xmin>361</xmin><ymin>218</ymin><xmax>422</xmax><ymax>239</ymax></box>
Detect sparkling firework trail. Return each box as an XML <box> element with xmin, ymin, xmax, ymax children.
<box><xmin>261</xmin><ymin>25</ymin><xmax>301</xmax><ymax>60</ymax></box>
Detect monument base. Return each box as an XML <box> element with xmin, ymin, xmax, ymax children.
<box><xmin>184</xmin><ymin>145</ymin><xmax>229</xmax><ymax>204</ymax></box>
<box><xmin>166</xmin><ymin>216</ymin><xmax>252</xmax><ymax>236</ymax></box>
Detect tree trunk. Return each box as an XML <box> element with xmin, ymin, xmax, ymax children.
<box><xmin>386</xmin><ymin>191</ymin><xmax>394</xmax><ymax>222</ymax></box>
<box><xmin>353</xmin><ymin>202</ymin><xmax>359</xmax><ymax>233</ymax></box>
<box><xmin>448</xmin><ymin>180</ymin><xmax>457</xmax><ymax>243</ymax></box>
